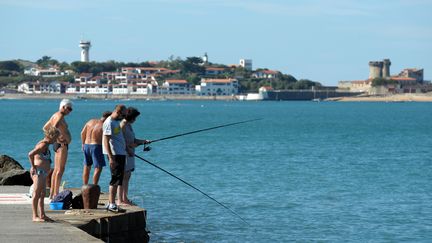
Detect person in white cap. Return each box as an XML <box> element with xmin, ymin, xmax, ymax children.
<box><xmin>43</xmin><ymin>98</ymin><xmax>73</xmax><ymax>199</ymax></box>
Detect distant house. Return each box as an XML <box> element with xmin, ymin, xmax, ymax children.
<box><xmin>24</xmin><ymin>67</ymin><xmax>64</xmax><ymax>78</ymax></box>
<box><xmin>239</xmin><ymin>59</ymin><xmax>252</xmax><ymax>71</ymax></box>
<box><xmin>129</xmin><ymin>79</ymin><xmax>158</xmax><ymax>95</ymax></box>
<box><xmin>205</xmin><ymin>67</ymin><xmax>226</xmax><ymax>76</ymax></box>
<box><xmin>398</xmin><ymin>68</ymin><xmax>424</xmax><ymax>82</ymax></box>
<box><xmin>65</xmin><ymin>83</ymin><xmax>80</xmax><ymax>94</ymax></box>
<box><xmin>252</xmin><ymin>70</ymin><xmax>279</xmax><ymax>79</ymax></box>
<box><xmin>159</xmin><ymin>79</ymin><xmax>192</xmax><ymax>95</ymax></box>
<box><xmin>196</xmin><ymin>78</ymin><xmax>238</xmax><ymax>96</ymax></box>
<box><xmin>18</xmin><ymin>81</ymin><xmax>63</xmax><ymax>94</ymax></box>
<box><xmin>75</xmin><ymin>73</ymin><xmax>93</xmax><ymax>84</ymax></box>
<box><xmin>101</xmin><ymin>72</ymin><xmax>122</xmax><ymax>82</ymax></box>
<box><xmin>112</xmin><ymin>83</ymin><xmax>129</xmax><ymax>95</ymax></box>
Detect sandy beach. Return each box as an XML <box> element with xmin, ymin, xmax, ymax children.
<box><xmin>326</xmin><ymin>93</ymin><xmax>432</xmax><ymax>102</ymax></box>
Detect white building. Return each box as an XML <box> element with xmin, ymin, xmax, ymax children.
<box><xmin>196</xmin><ymin>78</ymin><xmax>238</xmax><ymax>96</ymax></box>
<box><xmin>129</xmin><ymin>80</ymin><xmax>158</xmax><ymax>95</ymax></box>
<box><xmin>239</xmin><ymin>59</ymin><xmax>252</xmax><ymax>71</ymax></box>
<box><xmin>159</xmin><ymin>80</ymin><xmax>192</xmax><ymax>95</ymax></box>
<box><xmin>18</xmin><ymin>81</ymin><xmax>62</xmax><ymax>94</ymax></box>
<box><xmin>24</xmin><ymin>67</ymin><xmax>63</xmax><ymax>78</ymax></box>
<box><xmin>252</xmin><ymin>70</ymin><xmax>279</xmax><ymax>79</ymax></box>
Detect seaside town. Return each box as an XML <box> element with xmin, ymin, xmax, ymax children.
<box><xmin>0</xmin><ymin>40</ymin><xmax>430</xmax><ymax>102</ymax></box>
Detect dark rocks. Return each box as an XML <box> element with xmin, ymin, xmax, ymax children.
<box><xmin>0</xmin><ymin>155</ymin><xmax>24</xmax><ymax>173</ymax></box>
<box><xmin>82</xmin><ymin>184</ymin><xmax>101</xmax><ymax>209</ymax></box>
<box><xmin>0</xmin><ymin>155</ymin><xmax>32</xmax><ymax>186</ymax></box>
<box><xmin>0</xmin><ymin>169</ymin><xmax>32</xmax><ymax>185</ymax></box>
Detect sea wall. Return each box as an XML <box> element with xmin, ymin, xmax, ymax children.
<box><xmin>265</xmin><ymin>90</ymin><xmax>363</xmax><ymax>101</ymax></box>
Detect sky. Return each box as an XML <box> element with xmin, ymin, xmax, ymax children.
<box><xmin>0</xmin><ymin>0</ymin><xmax>431</xmax><ymax>86</ymax></box>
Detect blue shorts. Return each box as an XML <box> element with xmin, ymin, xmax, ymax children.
<box><xmin>83</xmin><ymin>144</ymin><xmax>106</xmax><ymax>168</ymax></box>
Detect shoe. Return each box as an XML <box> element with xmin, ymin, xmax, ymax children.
<box><xmin>106</xmin><ymin>204</ymin><xmax>126</xmax><ymax>213</ymax></box>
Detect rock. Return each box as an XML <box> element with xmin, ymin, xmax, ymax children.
<box><xmin>0</xmin><ymin>155</ymin><xmax>24</xmax><ymax>174</ymax></box>
<box><xmin>81</xmin><ymin>184</ymin><xmax>100</xmax><ymax>209</ymax></box>
<box><xmin>0</xmin><ymin>155</ymin><xmax>32</xmax><ymax>186</ymax></box>
<box><xmin>0</xmin><ymin>169</ymin><xmax>32</xmax><ymax>186</ymax></box>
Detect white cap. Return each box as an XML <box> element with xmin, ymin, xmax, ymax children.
<box><xmin>59</xmin><ymin>99</ymin><xmax>73</xmax><ymax>109</ymax></box>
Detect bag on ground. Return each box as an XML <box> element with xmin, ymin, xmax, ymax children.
<box><xmin>52</xmin><ymin>190</ymin><xmax>73</xmax><ymax>209</ymax></box>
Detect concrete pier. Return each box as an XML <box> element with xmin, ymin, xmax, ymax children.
<box><xmin>0</xmin><ymin>186</ymin><xmax>148</xmax><ymax>243</ymax></box>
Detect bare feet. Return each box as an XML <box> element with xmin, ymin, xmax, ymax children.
<box><xmin>32</xmin><ymin>216</ymin><xmax>45</xmax><ymax>222</ymax></box>
<box><xmin>117</xmin><ymin>200</ymin><xmax>134</xmax><ymax>206</ymax></box>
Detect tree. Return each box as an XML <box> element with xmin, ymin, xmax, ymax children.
<box><xmin>290</xmin><ymin>79</ymin><xmax>320</xmax><ymax>90</ymax></box>
<box><xmin>371</xmin><ymin>77</ymin><xmax>397</xmax><ymax>86</ymax></box>
<box><xmin>36</xmin><ymin>56</ymin><xmax>59</xmax><ymax>68</ymax></box>
<box><xmin>0</xmin><ymin>61</ymin><xmax>21</xmax><ymax>72</ymax></box>
<box><xmin>71</xmin><ymin>61</ymin><xmax>92</xmax><ymax>73</ymax></box>
<box><xmin>182</xmin><ymin>57</ymin><xmax>205</xmax><ymax>74</ymax></box>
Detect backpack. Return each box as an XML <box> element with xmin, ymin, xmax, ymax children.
<box><xmin>52</xmin><ymin>190</ymin><xmax>73</xmax><ymax>209</ymax></box>
<box><xmin>71</xmin><ymin>193</ymin><xmax>84</xmax><ymax>209</ymax></box>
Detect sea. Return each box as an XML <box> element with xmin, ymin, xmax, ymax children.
<box><xmin>1</xmin><ymin>99</ymin><xmax>431</xmax><ymax>242</ymax></box>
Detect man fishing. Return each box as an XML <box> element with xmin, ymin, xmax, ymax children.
<box><xmin>102</xmin><ymin>104</ymin><xmax>127</xmax><ymax>213</ymax></box>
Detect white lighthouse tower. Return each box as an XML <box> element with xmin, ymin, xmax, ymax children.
<box><xmin>79</xmin><ymin>40</ymin><xmax>91</xmax><ymax>62</ymax></box>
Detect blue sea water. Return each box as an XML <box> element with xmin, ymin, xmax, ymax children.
<box><xmin>1</xmin><ymin>99</ymin><xmax>432</xmax><ymax>242</ymax></box>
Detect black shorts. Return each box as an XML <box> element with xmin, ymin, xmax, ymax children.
<box><xmin>109</xmin><ymin>155</ymin><xmax>126</xmax><ymax>186</ymax></box>
<box><xmin>53</xmin><ymin>142</ymin><xmax>69</xmax><ymax>152</ymax></box>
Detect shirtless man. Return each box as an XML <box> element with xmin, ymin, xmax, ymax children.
<box><xmin>43</xmin><ymin>99</ymin><xmax>73</xmax><ymax>199</ymax></box>
<box><xmin>81</xmin><ymin>111</ymin><xmax>112</xmax><ymax>185</ymax></box>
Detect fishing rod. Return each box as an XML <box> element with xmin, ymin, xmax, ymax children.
<box><xmin>143</xmin><ymin>118</ymin><xmax>262</xmax><ymax>151</ymax></box>
<box><xmin>135</xmin><ymin>154</ymin><xmax>250</xmax><ymax>226</ymax></box>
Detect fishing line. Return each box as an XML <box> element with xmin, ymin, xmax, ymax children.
<box><xmin>135</xmin><ymin>154</ymin><xmax>250</xmax><ymax>226</ymax></box>
<box><xmin>145</xmin><ymin>118</ymin><xmax>262</xmax><ymax>148</ymax></box>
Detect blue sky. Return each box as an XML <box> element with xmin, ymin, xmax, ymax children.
<box><xmin>0</xmin><ymin>0</ymin><xmax>431</xmax><ymax>85</ymax></box>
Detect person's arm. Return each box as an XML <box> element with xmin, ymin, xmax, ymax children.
<box><xmin>42</xmin><ymin>117</ymin><xmax>52</xmax><ymax>131</ymax></box>
<box><xmin>103</xmin><ymin>134</ymin><xmax>115</xmax><ymax>168</ymax></box>
<box><xmin>80</xmin><ymin>122</ymin><xmax>88</xmax><ymax>151</ymax></box>
<box><xmin>28</xmin><ymin>143</ymin><xmax>45</xmax><ymax>176</ymax></box>
<box><xmin>134</xmin><ymin>138</ymin><xmax>150</xmax><ymax>146</ymax></box>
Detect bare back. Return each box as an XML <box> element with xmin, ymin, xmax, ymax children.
<box><xmin>83</xmin><ymin>119</ymin><xmax>104</xmax><ymax>145</ymax></box>
<box><xmin>44</xmin><ymin>111</ymin><xmax>71</xmax><ymax>144</ymax></box>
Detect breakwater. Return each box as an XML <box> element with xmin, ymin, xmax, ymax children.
<box><xmin>265</xmin><ymin>90</ymin><xmax>363</xmax><ymax>100</ymax></box>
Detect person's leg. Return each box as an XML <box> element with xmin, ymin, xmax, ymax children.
<box><xmin>92</xmin><ymin>145</ymin><xmax>105</xmax><ymax>185</ymax></box>
<box><xmin>38</xmin><ymin>176</ymin><xmax>47</xmax><ymax>220</ymax></box>
<box><xmin>117</xmin><ymin>184</ymin><xmax>123</xmax><ymax>205</ymax></box>
<box><xmin>83</xmin><ymin>165</ymin><xmax>91</xmax><ymax>185</ymax></box>
<box><xmin>109</xmin><ymin>185</ymin><xmax>117</xmax><ymax>205</ymax></box>
<box><xmin>31</xmin><ymin>175</ymin><xmax>40</xmax><ymax>221</ymax></box>
<box><xmin>108</xmin><ymin>155</ymin><xmax>125</xmax><ymax>211</ymax></box>
<box><xmin>53</xmin><ymin>145</ymin><xmax>68</xmax><ymax>196</ymax></box>
<box><xmin>46</xmin><ymin>168</ymin><xmax>53</xmax><ymax>198</ymax></box>
<box><xmin>93</xmin><ymin>167</ymin><xmax>103</xmax><ymax>185</ymax></box>
<box><xmin>109</xmin><ymin>155</ymin><xmax>120</xmax><ymax>205</ymax></box>
<box><xmin>83</xmin><ymin>144</ymin><xmax>92</xmax><ymax>185</ymax></box>
<box><xmin>120</xmin><ymin>171</ymin><xmax>131</xmax><ymax>204</ymax></box>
